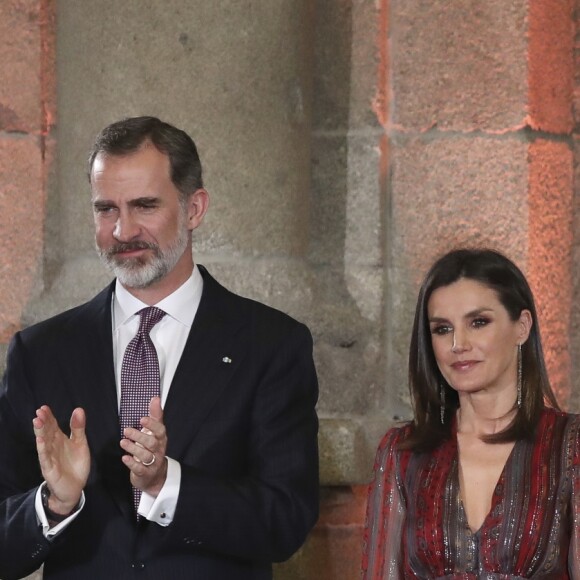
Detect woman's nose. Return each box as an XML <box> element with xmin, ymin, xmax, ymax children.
<box><xmin>451</xmin><ymin>329</ymin><xmax>470</xmax><ymax>353</ymax></box>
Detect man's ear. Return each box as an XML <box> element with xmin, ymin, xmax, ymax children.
<box><xmin>186</xmin><ymin>188</ymin><xmax>210</xmax><ymax>231</ymax></box>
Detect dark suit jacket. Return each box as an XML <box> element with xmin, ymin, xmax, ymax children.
<box><xmin>0</xmin><ymin>266</ymin><xmax>319</xmax><ymax>580</ymax></box>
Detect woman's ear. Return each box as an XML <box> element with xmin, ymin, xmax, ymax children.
<box><xmin>517</xmin><ymin>309</ymin><xmax>533</xmax><ymax>345</ymax></box>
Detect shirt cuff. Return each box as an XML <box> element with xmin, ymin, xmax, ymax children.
<box><xmin>138</xmin><ymin>457</ymin><xmax>181</xmax><ymax>526</ymax></box>
<box><xmin>35</xmin><ymin>482</ymin><xmax>85</xmax><ymax>539</ymax></box>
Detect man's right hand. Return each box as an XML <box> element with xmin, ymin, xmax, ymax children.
<box><xmin>33</xmin><ymin>406</ymin><xmax>90</xmax><ymax>515</ymax></box>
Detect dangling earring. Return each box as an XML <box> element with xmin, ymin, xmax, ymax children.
<box><xmin>440</xmin><ymin>383</ymin><xmax>445</xmax><ymax>424</ymax></box>
<box><xmin>517</xmin><ymin>343</ymin><xmax>523</xmax><ymax>408</ymax></box>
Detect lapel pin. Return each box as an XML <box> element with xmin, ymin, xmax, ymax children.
<box><xmin>222</xmin><ymin>356</ymin><xmax>232</xmax><ymax>364</ymax></box>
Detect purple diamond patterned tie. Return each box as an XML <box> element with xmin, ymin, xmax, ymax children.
<box><xmin>120</xmin><ymin>306</ymin><xmax>165</xmax><ymax>516</ymax></box>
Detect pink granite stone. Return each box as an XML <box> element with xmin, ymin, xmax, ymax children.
<box><xmin>528</xmin><ymin>0</ymin><xmax>574</xmax><ymax>133</ymax></box>
<box><xmin>0</xmin><ymin>0</ymin><xmax>45</xmax><ymax>132</ymax></box>
<box><xmin>0</xmin><ymin>137</ymin><xmax>45</xmax><ymax>341</ymax></box>
<box><xmin>528</xmin><ymin>140</ymin><xmax>574</xmax><ymax>406</ymax></box>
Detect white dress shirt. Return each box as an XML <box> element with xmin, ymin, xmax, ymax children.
<box><xmin>38</xmin><ymin>266</ymin><xmax>203</xmax><ymax>537</ymax></box>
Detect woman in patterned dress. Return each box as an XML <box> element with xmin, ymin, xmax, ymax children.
<box><xmin>362</xmin><ymin>248</ymin><xmax>580</xmax><ymax>579</ymax></box>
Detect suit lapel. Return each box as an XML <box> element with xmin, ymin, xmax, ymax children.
<box><xmin>58</xmin><ymin>283</ymin><xmax>133</xmax><ymax>519</ymax></box>
<box><xmin>163</xmin><ymin>266</ymin><xmax>246</xmax><ymax>458</ymax></box>
<box><xmin>54</xmin><ymin>284</ymin><xmax>118</xmax><ymax>437</ymax></box>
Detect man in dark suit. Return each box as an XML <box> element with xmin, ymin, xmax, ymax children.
<box><xmin>0</xmin><ymin>117</ymin><xmax>319</xmax><ymax>579</ymax></box>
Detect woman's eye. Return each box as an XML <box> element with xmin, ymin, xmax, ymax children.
<box><xmin>431</xmin><ymin>325</ymin><xmax>452</xmax><ymax>336</ymax></box>
<box><xmin>472</xmin><ymin>317</ymin><xmax>490</xmax><ymax>328</ymax></box>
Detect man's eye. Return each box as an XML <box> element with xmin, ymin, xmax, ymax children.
<box><xmin>431</xmin><ymin>325</ymin><xmax>452</xmax><ymax>336</ymax></box>
<box><xmin>94</xmin><ymin>206</ymin><xmax>114</xmax><ymax>214</ymax></box>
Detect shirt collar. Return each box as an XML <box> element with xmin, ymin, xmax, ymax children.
<box><xmin>113</xmin><ymin>265</ymin><xmax>203</xmax><ymax>330</ymax></box>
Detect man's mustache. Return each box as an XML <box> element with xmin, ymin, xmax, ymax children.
<box><xmin>105</xmin><ymin>241</ymin><xmax>157</xmax><ymax>257</ymax></box>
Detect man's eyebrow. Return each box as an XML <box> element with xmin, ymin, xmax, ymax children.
<box><xmin>92</xmin><ymin>197</ymin><xmax>161</xmax><ymax>208</ymax></box>
<box><xmin>128</xmin><ymin>197</ymin><xmax>160</xmax><ymax>206</ymax></box>
<box><xmin>92</xmin><ymin>199</ymin><xmax>115</xmax><ymax>208</ymax></box>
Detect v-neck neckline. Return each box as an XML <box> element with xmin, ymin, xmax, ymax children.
<box><xmin>448</xmin><ymin>415</ymin><xmax>518</xmax><ymax>535</ymax></box>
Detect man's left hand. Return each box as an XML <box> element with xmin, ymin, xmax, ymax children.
<box><xmin>120</xmin><ymin>396</ymin><xmax>168</xmax><ymax>498</ymax></box>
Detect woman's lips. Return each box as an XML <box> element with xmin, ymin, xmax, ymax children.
<box><xmin>451</xmin><ymin>360</ymin><xmax>480</xmax><ymax>371</ymax></box>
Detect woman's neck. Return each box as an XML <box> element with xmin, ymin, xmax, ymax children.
<box><xmin>456</xmin><ymin>389</ymin><xmax>517</xmax><ymax>436</ymax></box>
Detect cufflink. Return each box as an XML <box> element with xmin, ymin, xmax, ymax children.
<box><xmin>222</xmin><ymin>356</ymin><xmax>232</xmax><ymax>363</ymax></box>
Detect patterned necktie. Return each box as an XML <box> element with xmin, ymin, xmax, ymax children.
<box><xmin>119</xmin><ymin>306</ymin><xmax>166</xmax><ymax>516</ymax></box>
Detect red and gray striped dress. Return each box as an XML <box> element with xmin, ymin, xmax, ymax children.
<box><xmin>362</xmin><ymin>408</ymin><xmax>580</xmax><ymax>579</ymax></box>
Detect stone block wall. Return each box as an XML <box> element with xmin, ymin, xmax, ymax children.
<box><xmin>0</xmin><ymin>1</ymin><xmax>577</xmax><ymax>579</ymax></box>
<box><xmin>0</xmin><ymin>0</ymin><xmax>55</xmax><ymax>343</ymax></box>
<box><xmin>0</xmin><ymin>2</ymin><xmax>56</xmax><ymax>578</ymax></box>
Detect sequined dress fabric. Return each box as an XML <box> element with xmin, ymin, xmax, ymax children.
<box><xmin>362</xmin><ymin>408</ymin><xmax>580</xmax><ymax>579</ymax></box>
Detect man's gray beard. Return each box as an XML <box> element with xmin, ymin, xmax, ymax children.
<box><xmin>97</xmin><ymin>226</ymin><xmax>190</xmax><ymax>289</ymax></box>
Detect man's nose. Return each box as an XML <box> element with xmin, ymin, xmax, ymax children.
<box><xmin>113</xmin><ymin>213</ymin><xmax>140</xmax><ymax>241</ymax></box>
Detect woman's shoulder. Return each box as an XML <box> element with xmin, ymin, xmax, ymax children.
<box><xmin>370</xmin><ymin>422</ymin><xmax>414</xmax><ymax>479</ymax></box>
<box><xmin>376</xmin><ymin>422</ymin><xmax>414</xmax><ymax>453</ymax></box>
<box><xmin>537</xmin><ymin>407</ymin><xmax>580</xmax><ymax>458</ymax></box>
<box><xmin>539</xmin><ymin>406</ymin><xmax>580</xmax><ymax>428</ymax></box>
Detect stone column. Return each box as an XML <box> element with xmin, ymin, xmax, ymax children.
<box><xmin>29</xmin><ymin>0</ymin><xmax>315</xmax><ymax>324</ymax></box>
<box><xmin>0</xmin><ymin>2</ymin><xmax>56</xmax><ymax>578</ymax></box>
<box><xmin>388</xmin><ymin>0</ymin><xmax>574</xmax><ymax>413</ymax></box>
<box><xmin>0</xmin><ymin>0</ymin><xmax>55</xmax><ymax>345</ymax></box>
<box><xmin>277</xmin><ymin>1</ymin><xmax>388</xmax><ymax>578</ymax></box>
